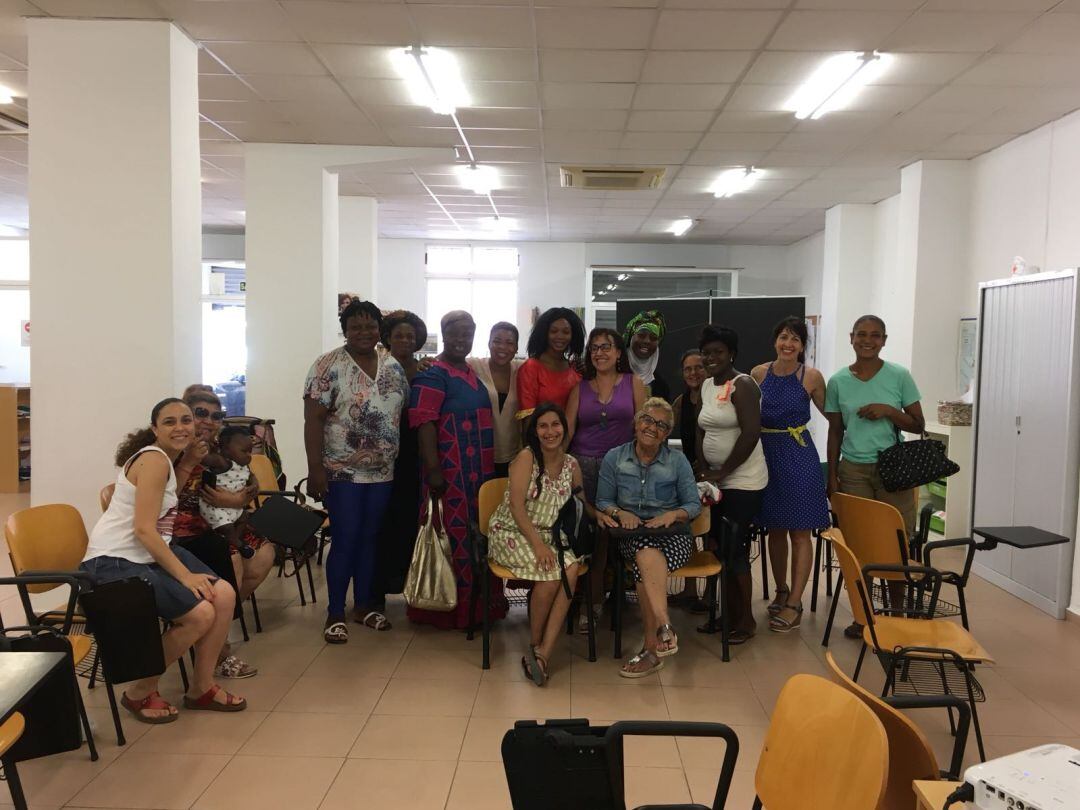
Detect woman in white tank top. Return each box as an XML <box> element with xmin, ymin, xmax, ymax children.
<box><xmin>82</xmin><ymin>398</ymin><xmax>247</xmax><ymax>723</ymax></box>
<box><xmin>695</xmin><ymin>325</ymin><xmax>767</xmax><ymax>644</ymax></box>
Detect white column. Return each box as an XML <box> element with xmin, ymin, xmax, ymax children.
<box><xmin>819</xmin><ymin>204</ymin><xmax>876</xmax><ymax>379</ymax></box>
<box><xmin>29</xmin><ymin>19</ymin><xmax>201</xmax><ymax>522</ymax></box>
<box><xmin>244</xmin><ymin>145</ymin><xmax>447</xmax><ymax>483</ymax></box>
<box><xmin>339</xmin><ymin>196</ymin><xmax>379</xmax><ymax>301</ymax></box>
<box><xmin>901</xmin><ymin>161</ymin><xmax>972</xmax><ymax>407</ymax></box>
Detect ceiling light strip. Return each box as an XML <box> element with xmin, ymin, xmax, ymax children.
<box><xmin>413</xmin><ymin>171</ymin><xmax>464</xmax><ymax>232</ymax></box>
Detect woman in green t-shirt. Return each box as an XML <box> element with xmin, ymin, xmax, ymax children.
<box><xmin>825</xmin><ymin>315</ymin><xmax>925</xmax><ymax>534</ymax></box>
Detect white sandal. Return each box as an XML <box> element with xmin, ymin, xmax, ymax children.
<box><xmin>619</xmin><ymin>649</ymin><xmax>664</xmax><ymax>679</ymax></box>
<box><xmin>324</xmin><ymin>621</ymin><xmax>348</xmax><ymax>644</ymax></box>
<box><xmin>358</xmin><ymin>611</ymin><xmax>392</xmax><ymax>631</ymax></box>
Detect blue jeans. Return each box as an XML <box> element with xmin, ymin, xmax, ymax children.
<box><xmin>324</xmin><ymin>480</ymin><xmax>394</xmax><ymax>618</ymax></box>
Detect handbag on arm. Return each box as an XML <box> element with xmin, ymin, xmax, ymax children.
<box><xmin>404</xmin><ymin>498</ymin><xmax>457</xmax><ymax>612</ymax></box>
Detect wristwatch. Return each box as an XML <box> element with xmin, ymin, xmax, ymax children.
<box><xmin>608</xmin><ymin>507</ymin><xmax>620</xmax><ymax>518</ymax></box>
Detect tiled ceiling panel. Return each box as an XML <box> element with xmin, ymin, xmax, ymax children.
<box><xmin>0</xmin><ymin>0</ymin><xmax>1077</xmax><ymax>243</ymax></box>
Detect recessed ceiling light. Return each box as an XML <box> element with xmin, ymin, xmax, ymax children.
<box><xmin>456</xmin><ymin>163</ymin><xmax>499</xmax><ymax>195</ymax></box>
<box><xmin>669</xmin><ymin>218</ymin><xmax>695</xmax><ymax>237</ymax></box>
<box><xmin>784</xmin><ymin>51</ymin><xmax>890</xmax><ymax>121</ymax></box>
<box><xmin>0</xmin><ymin>86</ymin><xmax>14</xmax><ymax>105</ymax></box>
<box><xmin>390</xmin><ymin>46</ymin><xmax>469</xmax><ymax>116</ymax></box>
<box><xmin>616</xmin><ymin>273</ymin><xmax>629</xmax><ymax>281</ymax></box>
<box><xmin>709</xmin><ymin>167</ymin><xmax>761</xmax><ymax>198</ymax></box>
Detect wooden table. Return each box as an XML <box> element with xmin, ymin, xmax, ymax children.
<box><xmin>913</xmin><ymin>779</ymin><xmax>965</xmax><ymax>810</ymax></box>
<box><xmin>0</xmin><ymin>651</ymin><xmax>66</xmax><ymax>726</ymax></box>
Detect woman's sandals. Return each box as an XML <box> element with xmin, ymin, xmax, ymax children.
<box><xmin>619</xmin><ymin>649</ymin><xmax>664</xmax><ymax>678</ymax></box>
<box><xmin>655</xmin><ymin>624</ymin><xmax>679</xmax><ymax>658</ymax></box>
<box><xmin>767</xmin><ymin>586</ymin><xmax>790</xmax><ymax>617</ymax></box>
<box><xmin>522</xmin><ymin>646</ymin><xmax>548</xmax><ymax>687</ymax></box>
<box><xmin>324</xmin><ymin>619</ymin><xmax>348</xmax><ymax>644</ymax></box>
<box><xmin>356</xmin><ymin>610</ymin><xmax>392</xmax><ymax>631</ymax></box>
<box><xmin>769</xmin><ymin>604</ymin><xmax>803</xmax><ymax>633</ymax></box>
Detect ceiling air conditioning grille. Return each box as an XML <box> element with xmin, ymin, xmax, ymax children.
<box><xmin>560</xmin><ymin>166</ymin><xmax>665</xmax><ymax>191</ymax></box>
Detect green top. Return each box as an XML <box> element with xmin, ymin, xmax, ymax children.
<box><xmin>825</xmin><ymin>361</ymin><xmax>921</xmax><ymax>464</ymax></box>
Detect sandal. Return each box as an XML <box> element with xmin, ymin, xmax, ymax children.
<box><xmin>183</xmin><ymin>684</ymin><xmax>247</xmax><ymax>713</ymax></box>
<box><xmin>727</xmin><ymin>629</ymin><xmax>755</xmax><ymax>646</ymax></box>
<box><xmin>655</xmin><ymin>624</ymin><xmax>679</xmax><ymax>658</ymax></box>
<box><xmin>121</xmin><ymin>690</ymin><xmax>178</xmax><ymax>725</ymax></box>
<box><xmin>216</xmin><ymin>654</ymin><xmax>258</xmax><ymax>679</ymax></box>
<box><xmin>524</xmin><ymin>645</ymin><xmax>547</xmax><ymax>687</ymax></box>
<box><xmin>357</xmin><ymin>611</ymin><xmax>392</xmax><ymax>631</ymax></box>
<box><xmin>767</xmin><ymin>586</ymin><xmax>790</xmax><ymax>617</ymax></box>
<box><xmin>619</xmin><ymin>649</ymin><xmax>664</xmax><ymax>679</ymax></box>
<box><xmin>769</xmin><ymin>604</ymin><xmax>803</xmax><ymax>634</ymax></box>
<box><xmin>324</xmin><ymin>619</ymin><xmax>348</xmax><ymax>644</ymax></box>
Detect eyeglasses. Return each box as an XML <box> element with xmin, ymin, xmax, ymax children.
<box><xmin>638</xmin><ymin>414</ymin><xmax>671</xmax><ymax>432</ymax></box>
<box><xmin>193</xmin><ymin>407</ymin><xmax>225</xmax><ymax>422</ymax></box>
<box><xmin>682</xmin><ymin>364</ymin><xmax>705</xmax><ymax>375</ymax></box>
<box><xmin>589</xmin><ymin>342</ymin><xmax>614</xmax><ymax>355</ymax></box>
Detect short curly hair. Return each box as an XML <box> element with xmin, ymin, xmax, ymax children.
<box><xmin>380</xmin><ymin>310</ymin><xmax>428</xmax><ymax>354</ymax></box>
<box><xmin>339</xmin><ymin>299</ymin><xmax>382</xmax><ymax>336</ymax></box>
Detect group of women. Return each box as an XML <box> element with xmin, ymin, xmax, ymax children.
<box><xmin>82</xmin><ymin>301</ymin><xmax>924</xmax><ymax>715</ymax></box>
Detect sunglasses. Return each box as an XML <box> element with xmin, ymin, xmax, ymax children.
<box><xmin>638</xmin><ymin>414</ymin><xmax>671</xmax><ymax>432</ymax></box>
<box><xmin>193</xmin><ymin>407</ymin><xmax>225</xmax><ymax>422</ymax></box>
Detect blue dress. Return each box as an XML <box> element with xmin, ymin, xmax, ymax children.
<box><xmin>758</xmin><ymin>364</ymin><xmax>829</xmax><ymax>530</ymax></box>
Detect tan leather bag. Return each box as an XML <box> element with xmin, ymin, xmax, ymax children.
<box><xmin>404</xmin><ymin>499</ymin><xmax>457</xmax><ymax>612</ymax></box>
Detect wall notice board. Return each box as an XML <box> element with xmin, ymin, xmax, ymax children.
<box><xmin>615</xmin><ymin>297</ymin><xmax>806</xmax><ymax>399</ymax></box>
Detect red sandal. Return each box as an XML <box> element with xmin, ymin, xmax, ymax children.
<box><xmin>182</xmin><ymin>684</ymin><xmax>247</xmax><ymax>713</ymax></box>
<box><xmin>121</xmin><ymin>690</ymin><xmax>179</xmax><ymax>724</ymax></box>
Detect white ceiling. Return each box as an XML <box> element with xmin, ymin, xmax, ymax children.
<box><xmin>0</xmin><ymin>0</ymin><xmax>1079</xmax><ymax>244</ymax></box>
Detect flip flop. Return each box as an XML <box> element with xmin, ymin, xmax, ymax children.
<box><xmin>655</xmin><ymin>623</ymin><xmax>679</xmax><ymax>658</ymax></box>
<box><xmin>121</xmin><ymin>691</ymin><xmax>178</xmax><ymax>725</ymax></box>
<box><xmin>357</xmin><ymin>611</ymin><xmax>392</xmax><ymax>631</ymax></box>
<box><xmin>324</xmin><ymin>620</ymin><xmax>348</xmax><ymax>644</ymax></box>
<box><xmin>183</xmin><ymin>684</ymin><xmax>247</xmax><ymax>713</ymax></box>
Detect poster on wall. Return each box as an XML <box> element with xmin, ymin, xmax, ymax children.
<box><xmin>958</xmin><ymin>317</ymin><xmax>977</xmax><ymax>397</ymax></box>
<box><xmin>805</xmin><ymin>315</ymin><xmax>819</xmax><ymax>369</ymax></box>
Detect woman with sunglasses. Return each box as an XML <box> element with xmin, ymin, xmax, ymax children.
<box><xmin>565</xmin><ymin>327</ymin><xmax>645</xmax><ymax>629</ymax></box>
<box><xmin>695</xmin><ymin>325</ymin><xmax>768</xmax><ymax>645</ymax></box>
<box><xmin>173</xmin><ymin>389</ymin><xmax>266</xmax><ymax>678</ymax></box>
<box><xmin>595</xmin><ymin>397</ymin><xmax>700</xmax><ymax>678</ymax></box>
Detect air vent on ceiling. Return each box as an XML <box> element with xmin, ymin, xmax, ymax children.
<box><xmin>560</xmin><ymin>166</ymin><xmax>665</xmax><ymax>191</ymax></box>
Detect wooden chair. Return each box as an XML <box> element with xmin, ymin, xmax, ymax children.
<box><xmin>466</xmin><ymin>477</ymin><xmax>597</xmax><ymax>670</ymax></box>
<box><xmin>825</xmin><ymin>652</ymin><xmax>971</xmax><ymax>810</ymax></box>
<box><xmin>753</xmin><ymin>674</ymin><xmax>888</xmax><ymax>810</ymax></box>
<box><xmin>827</xmin><ymin>528</ymin><xmax>993</xmax><ymax>761</ymax></box>
<box><xmin>612</xmin><ymin>509</ymin><xmax>732</xmax><ymax>662</ymax></box>
<box><xmin>0</xmin><ymin>712</ymin><xmax>27</xmax><ymax>810</ymax></box>
<box><xmin>250</xmin><ymin>452</ymin><xmax>321</xmax><ymax>605</ymax></box>
<box><xmin>822</xmin><ymin>492</ymin><xmax>913</xmax><ymax>646</ymax></box>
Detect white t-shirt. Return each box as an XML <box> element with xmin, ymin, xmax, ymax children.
<box><xmin>86</xmin><ymin>445</ymin><xmax>178</xmax><ymax>565</ymax></box>
<box><xmin>698</xmin><ymin>375</ymin><xmax>768</xmax><ymax>492</ymax></box>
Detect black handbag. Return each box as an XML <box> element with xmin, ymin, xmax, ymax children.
<box><xmin>552</xmin><ymin>493</ymin><xmax>593</xmax><ymax>598</ymax></box>
<box><xmin>876</xmin><ymin>431</ymin><xmax>960</xmax><ymax>493</ymax></box>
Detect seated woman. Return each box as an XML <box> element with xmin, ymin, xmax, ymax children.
<box><xmin>487</xmin><ymin>403</ymin><xmax>596</xmax><ymax>686</ymax></box>
<box><xmin>81</xmin><ymin>398</ymin><xmax>246</xmax><ymax>722</ymax></box>
<box><xmin>595</xmin><ymin>397</ymin><xmax>701</xmax><ymax>679</ymax></box>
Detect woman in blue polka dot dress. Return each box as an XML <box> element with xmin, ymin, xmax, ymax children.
<box><xmin>751</xmin><ymin>317</ymin><xmax>829</xmax><ymax>634</ymax></box>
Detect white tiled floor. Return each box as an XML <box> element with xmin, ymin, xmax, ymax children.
<box><xmin>3</xmin><ymin>492</ymin><xmax>1079</xmax><ymax>809</ymax></box>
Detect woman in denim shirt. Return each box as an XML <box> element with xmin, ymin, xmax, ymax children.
<box><xmin>596</xmin><ymin>397</ymin><xmax>701</xmax><ymax>678</ymax></box>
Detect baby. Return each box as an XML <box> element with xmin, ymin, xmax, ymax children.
<box><xmin>200</xmin><ymin>426</ymin><xmax>258</xmax><ymax>558</ymax></box>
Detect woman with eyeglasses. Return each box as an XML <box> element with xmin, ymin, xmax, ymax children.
<box><xmin>565</xmin><ymin>327</ymin><xmax>645</xmax><ymax>629</ymax></box>
<box><xmin>172</xmin><ymin>388</ymin><xmax>265</xmax><ymax>679</ymax></box>
<box><xmin>695</xmin><ymin>325</ymin><xmax>768</xmax><ymax>645</ymax></box>
<box><xmin>596</xmin><ymin>397</ymin><xmax>701</xmax><ymax>678</ymax></box>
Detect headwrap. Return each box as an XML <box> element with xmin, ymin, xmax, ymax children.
<box><xmin>380</xmin><ymin>309</ymin><xmax>428</xmax><ymax>354</ymax></box>
<box><xmin>625</xmin><ymin>310</ymin><xmax>666</xmax><ymax>386</ymax></box>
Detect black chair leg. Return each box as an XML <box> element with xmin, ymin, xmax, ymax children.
<box><xmin>717</xmin><ymin>571</ymin><xmax>729</xmax><ymax>663</ymax></box>
<box><xmin>88</xmin><ymin>648</ymin><xmax>100</xmax><ymax>690</ymax></box>
<box><xmin>481</xmin><ymin>568</ymin><xmax>491</xmax><ymax>670</ymax></box>
<box><xmin>965</xmin><ymin>670</ymin><xmax>986</xmax><ymax>762</ymax></box>
<box><xmin>613</xmin><ymin>561</ymin><xmax>624</xmax><ymax>659</ymax></box>
<box><xmin>103</xmin><ymin>678</ymin><xmax>126</xmax><ymax>746</ymax></box>
<box><xmin>585</xmin><ymin>570</ymin><xmax>596</xmax><ymax>663</ymax></box>
<box><xmin>305</xmin><ymin>558</ymin><xmax>317</xmax><ymax>604</ymax></box>
<box><xmin>939</xmin><ymin>663</ymin><xmax>957</xmax><ymax>737</ymax></box>
<box><xmin>177</xmin><ymin>655</ymin><xmax>190</xmax><ymax>693</ymax></box>
<box><xmin>250</xmin><ymin>593</ymin><xmax>262</xmax><ymax>633</ymax></box>
<box><xmin>957</xmin><ymin>585</ymin><xmax>970</xmax><ymax>631</ymax></box>
<box><xmin>853</xmin><ymin>642</ymin><xmax>867</xmax><ymax>682</ymax></box>
<box><xmin>1</xmin><ymin>755</ymin><xmax>27</xmax><ymax>810</ymax></box>
<box><xmin>810</xmin><ymin>532</ymin><xmax>822</xmax><ymax>613</ymax></box>
<box><xmin>75</xmin><ymin>688</ymin><xmax>99</xmax><ymax>762</ymax></box>
<box><xmin>291</xmin><ymin>555</ymin><xmax>307</xmax><ymax>606</ymax></box>
<box><xmin>759</xmin><ymin>531</ymin><xmax>769</xmax><ymax>600</ymax></box>
<box><xmin>825</xmin><ymin>541</ymin><xmax>834</xmax><ymax>596</ymax></box>
<box><xmin>820</xmin><ymin>571</ymin><xmax>844</xmax><ymax>647</ymax></box>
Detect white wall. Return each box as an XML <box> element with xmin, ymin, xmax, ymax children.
<box><xmin>786</xmin><ymin>231</ymin><xmax>824</xmax><ymax>317</ymax></box>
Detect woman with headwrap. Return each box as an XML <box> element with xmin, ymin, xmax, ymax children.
<box><xmin>625</xmin><ymin>310</ymin><xmax>671</xmax><ymax>402</ymax></box>
<box><xmin>408</xmin><ymin>310</ymin><xmax>509</xmax><ymax>630</ymax></box>
<box><xmin>372</xmin><ymin>310</ymin><xmax>429</xmax><ymax>611</ymax></box>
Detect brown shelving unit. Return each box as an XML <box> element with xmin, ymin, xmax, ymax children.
<box><xmin>0</xmin><ymin>384</ymin><xmax>30</xmax><ymax>493</ymax></box>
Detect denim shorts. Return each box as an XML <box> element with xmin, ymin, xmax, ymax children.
<box><xmin>80</xmin><ymin>544</ymin><xmax>217</xmax><ymax>621</ymax></box>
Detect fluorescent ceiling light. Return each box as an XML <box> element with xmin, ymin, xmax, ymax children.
<box><xmin>669</xmin><ymin>218</ymin><xmax>695</xmax><ymax>237</ymax></box>
<box><xmin>616</xmin><ymin>273</ymin><xmax>629</xmax><ymax>281</ymax></box>
<box><xmin>456</xmin><ymin>163</ymin><xmax>499</xmax><ymax>195</ymax></box>
<box><xmin>0</xmin><ymin>86</ymin><xmax>13</xmax><ymax>105</ymax></box>
<box><xmin>390</xmin><ymin>46</ymin><xmax>470</xmax><ymax>115</ymax></box>
<box><xmin>709</xmin><ymin>167</ymin><xmax>760</xmax><ymax>198</ymax></box>
<box><xmin>784</xmin><ymin>51</ymin><xmax>890</xmax><ymax>121</ymax></box>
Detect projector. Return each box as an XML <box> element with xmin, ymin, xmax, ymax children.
<box><xmin>963</xmin><ymin>744</ymin><xmax>1080</xmax><ymax>809</ymax></box>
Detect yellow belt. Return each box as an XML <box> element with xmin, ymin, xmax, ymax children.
<box><xmin>761</xmin><ymin>424</ymin><xmax>809</xmax><ymax>447</ymax></box>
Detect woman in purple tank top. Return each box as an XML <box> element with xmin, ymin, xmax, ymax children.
<box><xmin>566</xmin><ymin>328</ymin><xmax>647</xmax><ymax>627</ymax></box>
